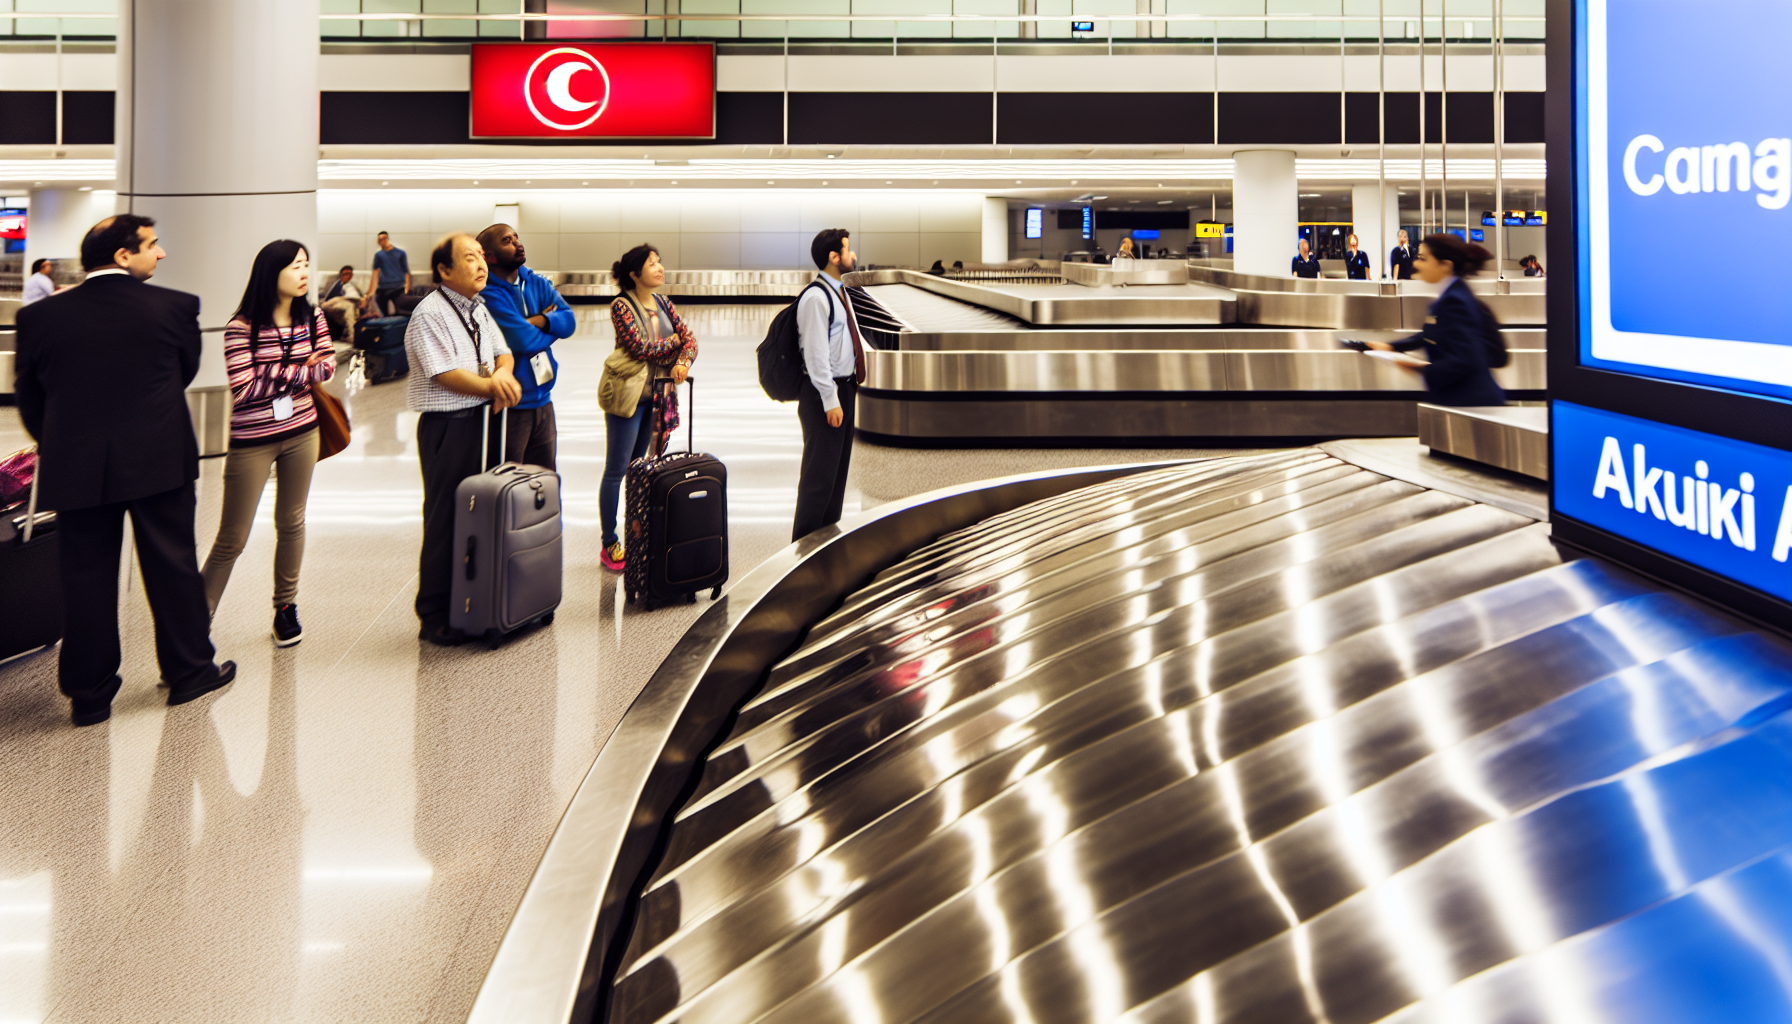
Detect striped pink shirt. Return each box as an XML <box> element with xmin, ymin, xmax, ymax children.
<box><xmin>224</xmin><ymin>309</ymin><xmax>336</xmax><ymax>448</ymax></box>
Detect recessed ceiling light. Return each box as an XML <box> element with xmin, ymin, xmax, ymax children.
<box><xmin>582</xmin><ymin>181</ymin><xmax>589</xmax><ymax>185</ymax></box>
<box><xmin>767</xmin><ymin>181</ymin><xmax>775</xmax><ymax>184</ymax></box>
<box><xmin>381</xmin><ymin>181</ymin><xmax>388</xmax><ymax>185</ymax></box>
<box><xmin>827</xmin><ymin>153</ymin><xmax>835</xmax><ymax>158</ymax></box>
<box><xmin>887</xmin><ymin>180</ymin><xmax>893</xmax><ymax>184</ymax></box>
<box><xmin>78</xmin><ymin>186</ymin><xmax>93</xmax><ymax>192</ymax></box>
<box><xmin>1016</xmin><ymin>180</ymin><xmax>1022</xmax><ymax>184</ymax></box>
<box><xmin>1092</xmin><ymin>195</ymin><xmax>1108</xmax><ymax>200</ymax></box>
<box><xmin>525</xmin><ymin>180</ymin><xmax>532</xmax><ymax>184</ymax></box>
<box><xmin>670</xmin><ymin>181</ymin><xmax>677</xmax><ymax>185</ymax></box>
<box><xmin>1156</xmin><ymin>200</ymin><xmax>1172</xmax><ymax>204</ymax></box>
<box><xmin>473</xmin><ymin>180</ymin><xmax>479</xmax><ymax>184</ymax></box>
<box><xmin>1300</xmin><ymin>193</ymin><xmax>1321</xmax><ymax>197</ymax></box>
<box><xmin>822</xmin><ymin>181</ymin><xmax>828</xmax><ymax>185</ymax></box>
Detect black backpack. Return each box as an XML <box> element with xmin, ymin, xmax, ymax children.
<box><xmin>757</xmin><ymin>281</ymin><xmax>833</xmax><ymax>402</ymax></box>
<box><xmin>1474</xmin><ymin>298</ymin><xmax>1510</xmax><ymax>369</ymax></box>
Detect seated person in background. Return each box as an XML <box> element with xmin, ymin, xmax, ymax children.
<box><xmin>1291</xmin><ymin>238</ymin><xmax>1322</xmax><ymax>279</ymax></box>
<box><xmin>319</xmin><ymin>264</ymin><xmax>363</xmax><ymax>340</ymax></box>
<box><xmin>1344</xmin><ymin>234</ymin><xmax>1371</xmax><ymax>279</ymax></box>
<box><xmin>1521</xmin><ymin>254</ymin><xmax>1546</xmax><ymax>277</ymax></box>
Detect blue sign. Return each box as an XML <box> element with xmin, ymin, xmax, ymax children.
<box><xmin>1471</xmin><ymin>228</ymin><xmax>1486</xmax><ymax>242</ymax></box>
<box><xmin>1081</xmin><ymin>205</ymin><xmax>1092</xmax><ymax>240</ymax></box>
<box><xmin>1579</xmin><ymin>0</ymin><xmax>1792</xmax><ymax>401</ymax></box>
<box><xmin>1554</xmin><ymin>401</ymin><xmax>1792</xmax><ymax>604</ymax></box>
<box><xmin>1132</xmin><ymin>229</ymin><xmax>1159</xmax><ymax>240</ymax></box>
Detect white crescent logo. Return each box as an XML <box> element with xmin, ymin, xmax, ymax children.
<box><xmin>524</xmin><ymin>48</ymin><xmax>609</xmax><ymax>131</ymax></box>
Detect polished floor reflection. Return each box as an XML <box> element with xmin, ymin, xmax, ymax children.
<box><xmin>0</xmin><ymin>306</ymin><xmax>1263</xmax><ymax>1023</ymax></box>
<box><xmin>611</xmin><ymin>457</ymin><xmax>1792</xmax><ymax>1024</ymax></box>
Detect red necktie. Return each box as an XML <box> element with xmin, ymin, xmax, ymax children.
<box><xmin>839</xmin><ymin>286</ymin><xmax>867</xmax><ymax>385</ymax></box>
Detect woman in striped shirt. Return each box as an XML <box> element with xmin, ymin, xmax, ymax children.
<box><xmin>200</xmin><ymin>239</ymin><xmax>336</xmax><ymax>646</ymax></box>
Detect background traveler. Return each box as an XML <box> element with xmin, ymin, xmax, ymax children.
<box><xmin>1365</xmin><ymin>233</ymin><xmax>1507</xmax><ymax>407</ymax></box>
<box><xmin>477</xmin><ymin>223</ymin><xmax>576</xmax><ymax>469</ymax></box>
<box><xmin>319</xmin><ymin>264</ymin><xmax>362</xmax><ymax>341</ymax></box>
<box><xmin>598</xmin><ymin>243</ymin><xmax>698</xmax><ymax>572</ymax></box>
<box><xmin>1521</xmin><ymin>254</ymin><xmax>1546</xmax><ymax>277</ymax></box>
<box><xmin>22</xmin><ymin>258</ymin><xmax>55</xmax><ymax>305</ymax></box>
<box><xmin>405</xmin><ymin>233</ymin><xmax>519</xmax><ymax>646</ymax></box>
<box><xmin>12</xmin><ymin>214</ymin><xmax>235</xmax><ymax>725</ymax></box>
<box><xmin>791</xmin><ymin>228</ymin><xmax>867</xmax><ymax>542</ymax></box>
<box><xmin>1390</xmin><ymin>228</ymin><xmax>1416</xmax><ymax>280</ymax></box>
<box><xmin>1291</xmin><ymin>238</ymin><xmax>1321</xmax><ymax>279</ymax></box>
<box><xmin>366</xmin><ymin>231</ymin><xmax>410</xmax><ymax>316</ymax></box>
<box><xmin>199</xmin><ymin>239</ymin><xmax>336</xmax><ymax>647</ymax></box>
<box><xmin>1344</xmin><ymin>234</ymin><xmax>1371</xmax><ymax>279</ymax></box>
<box><xmin>1115</xmin><ymin>237</ymin><xmax>1137</xmax><ymax>262</ymax></box>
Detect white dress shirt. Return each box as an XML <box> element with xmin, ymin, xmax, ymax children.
<box><xmin>21</xmin><ymin>272</ymin><xmax>55</xmax><ymax>305</ymax></box>
<box><xmin>796</xmin><ymin>272</ymin><xmax>855</xmax><ymax>412</ymax></box>
<box><xmin>404</xmin><ymin>286</ymin><xmax>510</xmax><ymax>413</ymax></box>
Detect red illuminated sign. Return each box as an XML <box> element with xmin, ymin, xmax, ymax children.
<box><xmin>0</xmin><ymin>210</ymin><xmax>25</xmax><ymax>240</ymax></box>
<box><xmin>469</xmin><ymin>42</ymin><xmax>715</xmax><ymax>140</ymax></box>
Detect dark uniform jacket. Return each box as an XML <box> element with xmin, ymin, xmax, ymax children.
<box><xmin>1291</xmin><ymin>254</ymin><xmax>1322</xmax><ymax>278</ymax></box>
<box><xmin>1390</xmin><ymin>277</ymin><xmax>1507</xmax><ymax>407</ymax></box>
<box><xmin>14</xmin><ymin>273</ymin><xmax>203</xmax><ymax>511</ymax></box>
<box><xmin>1390</xmin><ymin>244</ymin><xmax>1415</xmax><ymax>280</ymax></box>
<box><xmin>1345</xmin><ymin>249</ymin><xmax>1370</xmax><ymax>279</ymax></box>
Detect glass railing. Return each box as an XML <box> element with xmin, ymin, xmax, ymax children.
<box><xmin>0</xmin><ymin>1</ymin><xmax>1545</xmax><ymax>45</ymax></box>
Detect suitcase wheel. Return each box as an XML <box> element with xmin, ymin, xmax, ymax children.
<box><xmin>484</xmin><ymin>628</ymin><xmax>502</xmax><ymax>651</ymax></box>
<box><xmin>538</xmin><ymin>611</ymin><xmax>555</xmax><ymax>626</ymax></box>
<box><xmin>710</xmin><ymin>586</ymin><xmax>722</xmax><ymax>601</ymax></box>
<box><xmin>686</xmin><ymin>592</ymin><xmax>697</xmax><ymax>605</ymax></box>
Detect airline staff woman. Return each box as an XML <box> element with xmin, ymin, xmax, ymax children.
<box><xmin>1390</xmin><ymin>229</ymin><xmax>1416</xmax><ymax>280</ymax></box>
<box><xmin>1291</xmin><ymin>238</ymin><xmax>1321</xmax><ymax>279</ymax></box>
<box><xmin>1344</xmin><ymin>234</ymin><xmax>1370</xmax><ymax>279</ymax></box>
<box><xmin>1365</xmin><ymin>233</ymin><xmax>1506</xmax><ymax>407</ymax></box>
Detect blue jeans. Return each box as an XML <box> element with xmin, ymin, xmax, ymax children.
<box><xmin>601</xmin><ymin>400</ymin><xmax>653</xmax><ymax>547</ymax></box>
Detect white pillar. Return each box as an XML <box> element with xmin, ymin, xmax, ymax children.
<box><xmin>1351</xmin><ymin>182</ymin><xmax>1400</xmax><ymax>280</ymax></box>
<box><xmin>117</xmin><ymin>0</ymin><xmax>319</xmax><ymax>452</ymax></box>
<box><xmin>24</xmin><ymin>188</ymin><xmax>115</xmax><ymax>273</ymax></box>
<box><xmin>1231</xmin><ymin>150</ymin><xmax>1297</xmax><ymax>277</ymax></box>
<box><xmin>980</xmin><ymin>197</ymin><xmax>1009</xmax><ymax>264</ymax></box>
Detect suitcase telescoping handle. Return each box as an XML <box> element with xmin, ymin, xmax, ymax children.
<box><xmin>651</xmin><ymin>374</ymin><xmax>695</xmax><ymax>454</ymax></box>
<box><xmin>478</xmin><ymin>404</ymin><xmax>509</xmax><ymax>474</ymax></box>
<box><xmin>22</xmin><ymin>447</ymin><xmax>40</xmax><ymax>544</ymax></box>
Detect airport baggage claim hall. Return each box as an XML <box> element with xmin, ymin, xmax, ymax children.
<box><xmin>1</xmin><ymin>2</ymin><xmax>1790</xmax><ymax>1022</ymax></box>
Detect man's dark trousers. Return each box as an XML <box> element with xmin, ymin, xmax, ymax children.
<box><xmin>496</xmin><ymin>403</ymin><xmax>557</xmax><ymax>471</ymax></box>
<box><xmin>57</xmin><ymin>483</ymin><xmax>216</xmax><ymax>697</ymax></box>
<box><xmin>375</xmin><ymin>287</ymin><xmax>404</xmax><ymax>316</ymax></box>
<box><xmin>415</xmin><ymin>409</ymin><xmax>486</xmax><ymax>622</ymax></box>
<box><xmin>793</xmin><ymin>377</ymin><xmax>857</xmax><ymax>542</ymax></box>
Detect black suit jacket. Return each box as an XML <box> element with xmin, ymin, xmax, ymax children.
<box><xmin>14</xmin><ymin>273</ymin><xmax>203</xmax><ymax>511</ymax></box>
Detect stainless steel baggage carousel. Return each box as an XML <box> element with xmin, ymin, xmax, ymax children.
<box><xmin>845</xmin><ymin>270</ymin><xmax>1546</xmax><ymax>445</ymax></box>
<box><xmin>468</xmin><ymin>453</ymin><xmax>1792</xmax><ymax>1024</ymax></box>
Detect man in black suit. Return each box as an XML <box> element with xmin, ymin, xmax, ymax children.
<box><xmin>14</xmin><ymin>214</ymin><xmax>236</xmax><ymax>726</ymax></box>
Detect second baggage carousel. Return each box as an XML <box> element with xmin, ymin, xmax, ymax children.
<box><xmin>847</xmin><ymin>270</ymin><xmax>1545</xmax><ymax>445</ymax></box>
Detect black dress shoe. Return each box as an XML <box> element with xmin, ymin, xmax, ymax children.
<box><xmin>419</xmin><ymin>619</ymin><xmax>467</xmax><ymax>647</ymax></box>
<box><xmin>168</xmin><ymin>661</ymin><xmax>237</xmax><ymax>706</ymax></box>
<box><xmin>71</xmin><ymin>675</ymin><xmax>123</xmax><ymax>727</ymax></box>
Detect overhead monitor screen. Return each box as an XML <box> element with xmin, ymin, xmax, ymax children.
<box><xmin>1024</xmin><ymin>209</ymin><xmax>1043</xmax><ymax>239</ymax></box>
<box><xmin>1579</xmin><ymin>0</ymin><xmax>1790</xmax><ymax>401</ymax></box>
<box><xmin>1081</xmin><ymin>206</ymin><xmax>1093</xmax><ymax>239</ymax></box>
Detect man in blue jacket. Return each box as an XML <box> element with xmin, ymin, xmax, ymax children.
<box><xmin>478</xmin><ymin>223</ymin><xmax>577</xmax><ymax>469</ymax></box>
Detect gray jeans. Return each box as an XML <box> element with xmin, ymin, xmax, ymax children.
<box><xmin>201</xmin><ymin>427</ymin><xmax>319</xmax><ymax>612</ymax></box>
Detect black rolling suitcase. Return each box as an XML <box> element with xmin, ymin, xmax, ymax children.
<box><xmin>624</xmin><ymin>378</ymin><xmax>728</xmax><ymax>610</ymax></box>
<box><xmin>450</xmin><ymin>408</ymin><xmax>563</xmax><ymax>648</ymax></box>
<box><xmin>354</xmin><ymin>315</ymin><xmax>411</xmax><ymax>384</ymax></box>
<box><xmin>0</xmin><ymin>451</ymin><xmax>63</xmax><ymax>664</ymax></box>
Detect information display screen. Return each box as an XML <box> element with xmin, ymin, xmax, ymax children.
<box><xmin>1577</xmin><ymin>0</ymin><xmax>1790</xmax><ymax>400</ymax></box>
<box><xmin>470</xmin><ymin>43</ymin><xmax>715</xmax><ymax>139</ymax></box>
<box><xmin>1024</xmin><ymin>209</ymin><xmax>1043</xmax><ymax>239</ymax></box>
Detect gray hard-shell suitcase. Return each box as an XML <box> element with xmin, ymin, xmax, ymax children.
<box><xmin>449</xmin><ymin>408</ymin><xmax>562</xmax><ymax>648</ymax></box>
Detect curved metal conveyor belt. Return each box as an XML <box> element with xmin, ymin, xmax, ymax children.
<box><xmin>606</xmin><ymin>454</ymin><xmax>1792</xmax><ymax>1024</ymax></box>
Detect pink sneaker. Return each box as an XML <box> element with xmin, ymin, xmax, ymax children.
<box><xmin>601</xmin><ymin>543</ymin><xmax>626</xmax><ymax>572</ymax></box>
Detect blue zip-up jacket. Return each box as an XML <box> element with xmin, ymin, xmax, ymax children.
<box><xmin>483</xmin><ymin>264</ymin><xmax>576</xmax><ymax>410</ymax></box>
<box><xmin>1390</xmin><ymin>277</ymin><xmax>1507</xmax><ymax>407</ymax></box>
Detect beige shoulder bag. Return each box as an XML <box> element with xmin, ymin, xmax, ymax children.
<box><xmin>597</xmin><ymin>295</ymin><xmax>653</xmax><ymax>417</ymax></box>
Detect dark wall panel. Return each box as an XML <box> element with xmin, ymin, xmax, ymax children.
<box><xmin>1217</xmin><ymin>93</ymin><xmax>1340</xmax><ymax>145</ymax></box>
<box><xmin>322</xmin><ymin>91</ymin><xmax>470</xmax><ymax>144</ymax></box>
<box><xmin>0</xmin><ymin>92</ymin><xmax>56</xmax><ymax>144</ymax></box>
<box><xmin>1505</xmin><ymin>91</ymin><xmax>1545</xmax><ymax>143</ymax></box>
<box><xmin>715</xmin><ymin>92</ymin><xmax>782</xmax><ymax>144</ymax></box>
<box><xmin>999</xmin><ymin>92</ymin><xmax>1214</xmax><ymax>144</ymax></box>
<box><xmin>789</xmin><ymin>92</ymin><xmax>992</xmax><ymax>145</ymax></box>
<box><xmin>62</xmin><ymin>91</ymin><xmax>114</xmax><ymax>144</ymax></box>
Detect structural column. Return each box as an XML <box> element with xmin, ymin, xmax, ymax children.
<box><xmin>980</xmin><ymin>197</ymin><xmax>1009</xmax><ymax>264</ymax></box>
<box><xmin>116</xmin><ymin>0</ymin><xmax>319</xmax><ymax>455</ymax></box>
<box><xmin>1351</xmin><ymin>183</ymin><xmax>1401</xmax><ymax>280</ymax></box>
<box><xmin>1231</xmin><ymin>150</ymin><xmax>1297</xmax><ymax>277</ymax></box>
<box><xmin>24</xmin><ymin>188</ymin><xmax>115</xmax><ymax>275</ymax></box>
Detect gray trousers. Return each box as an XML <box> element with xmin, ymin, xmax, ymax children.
<box><xmin>201</xmin><ymin>427</ymin><xmax>320</xmax><ymax>612</ymax></box>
